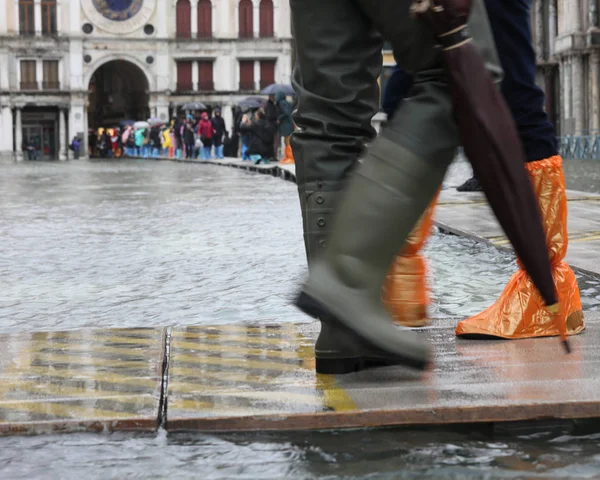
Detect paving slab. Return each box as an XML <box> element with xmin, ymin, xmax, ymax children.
<box><xmin>0</xmin><ymin>328</ymin><xmax>166</xmax><ymax>436</ymax></box>
<box><xmin>166</xmin><ymin>314</ymin><xmax>600</xmax><ymax>433</ymax></box>
<box><xmin>435</xmin><ymin>188</ymin><xmax>600</xmax><ymax>276</ymax></box>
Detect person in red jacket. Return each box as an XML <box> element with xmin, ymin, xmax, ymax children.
<box><xmin>197</xmin><ymin>112</ymin><xmax>215</xmax><ymax>160</ymax></box>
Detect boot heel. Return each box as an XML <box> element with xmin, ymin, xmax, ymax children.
<box><xmin>316</xmin><ymin>357</ymin><xmax>365</xmax><ymax>375</ymax></box>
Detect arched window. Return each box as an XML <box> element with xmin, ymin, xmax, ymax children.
<box><xmin>19</xmin><ymin>0</ymin><xmax>35</xmax><ymax>35</ymax></box>
<box><xmin>259</xmin><ymin>0</ymin><xmax>274</xmax><ymax>38</ymax></box>
<box><xmin>41</xmin><ymin>0</ymin><xmax>57</xmax><ymax>35</ymax></box>
<box><xmin>238</xmin><ymin>0</ymin><xmax>253</xmax><ymax>38</ymax></box>
<box><xmin>197</xmin><ymin>0</ymin><xmax>212</xmax><ymax>38</ymax></box>
<box><xmin>176</xmin><ymin>0</ymin><xmax>192</xmax><ymax>39</ymax></box>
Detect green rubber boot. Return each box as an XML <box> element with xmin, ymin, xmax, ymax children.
<box><xmin>296</xmin><ymin>137</ymin><xmax>452</xmax><ymax>372</ymax></box>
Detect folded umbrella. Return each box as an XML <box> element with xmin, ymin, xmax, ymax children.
<box><xmin>410</xmin><ymin>0</ymin><xmax>568</xmax><ymax>351</ymax></box>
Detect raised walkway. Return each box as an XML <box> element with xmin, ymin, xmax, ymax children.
<box><xmin>2</xmin><ymin>156</ymin><xmax>599</xmax><ymax>437</ymax></box>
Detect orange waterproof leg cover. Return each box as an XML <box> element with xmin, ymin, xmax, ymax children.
<box><xmin>279</xmin><ymin>142</ymin><xmax>295</xmax><ymax>164</ymax></box>
<box><xmin>456</xmin><ymin>156</ymin><xmax>585</xmax><ymax>339</ymax></box>
<box><xmin>383</xmin><ymin>193</ymin><xmax>439</xmax><ymax>327</ymax></box>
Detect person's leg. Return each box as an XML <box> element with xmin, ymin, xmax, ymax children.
<box><xmin>456</xmin><ymin>0</ymin><xmax>584</xmax><ymax>339</ymax></box>
<box><xmin>292</xmin><ymin>0</ymin><xmax>501</xmax><ymax>372</ymax></box>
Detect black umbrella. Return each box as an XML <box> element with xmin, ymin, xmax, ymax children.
<box><xmin>411</xmin><ymin>0</ymin><xmax>567</xmax><ymax>351</ymax></box>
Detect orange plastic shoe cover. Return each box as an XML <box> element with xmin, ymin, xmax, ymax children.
<box><xmin>383</xmin><ymin>192</ymin><xmax>440</xmax><ymax>327</ymax></box>
<box><xmin>456</xmin><ymin>156</ymin><xmax>585</xmax><ymax>339</ymax></box>
<box><xmin>279</xmin><ymin>144</ymin><xmax>295</xmax><ymax>164</ymax></box>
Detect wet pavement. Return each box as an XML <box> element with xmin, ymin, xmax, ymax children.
<box><xmin>2</xmin><ymin>158</ymin><xmax>600</xmax><ymax>477</ymax></box>
<box><xmin>0</xmin><ymin>328</ymin><xmax>165</xmax><ymax>435</ymax></box>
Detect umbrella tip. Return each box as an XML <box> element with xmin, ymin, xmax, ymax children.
<box><xmin>561</xmin><ymin>338</ymin><xmax>572</xmax><ymax>354</ymax></box>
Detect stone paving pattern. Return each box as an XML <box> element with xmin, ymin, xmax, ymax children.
<box><xmin>165</xmin><ymin>314</ymin><xmax>600</xmax><ymax>432</ymax></box>
<box><xmin>0</xmin><ymin>328</ymin><xmax>166</xmax><ymax>435</ymax></box>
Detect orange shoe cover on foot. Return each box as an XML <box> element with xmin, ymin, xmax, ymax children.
<box><xmin>383</xmin><ymin>193</ymin><xmax>439</xmax><ymax>327</ymax></box>
<box><xmin>279</xmin><ymin>144</ymin><xmax>295</xmax><ymax>164</ymax></box>
<box><xmin>456</xmin><ymin>156</ymin><xmax>585</xmax><ymax>339</ymax></box>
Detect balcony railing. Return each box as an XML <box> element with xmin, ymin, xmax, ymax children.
<box><xmin>198</xmin><ymin>81</ymin><xmax>214</xmax><ymax>91</ymax></box>
<box><xmin>42</xmin><ymin>81</ymin><xmax>60</xmax><ymax>90</ymax></box>
<box><xmin>20</xmin><ymin>81</ymin><xmax>39</xmax><ymax>90</ymax></box>
<box><xmin>176</xmin><ymin>81</ymin><xmax>194</xmax><ymax>92</ymax></box>
<box><xmin>239</xmin><ymin>81</ymin><xmax>256</xmax><ymax>91</ymax></box>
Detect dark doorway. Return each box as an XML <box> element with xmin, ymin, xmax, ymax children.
<box><xmin>88</xmin><ymin>60</ymin><xmax>150</xmax><ymax>130</ymax></box>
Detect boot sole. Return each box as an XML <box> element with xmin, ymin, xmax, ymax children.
<box><xmin>296</xmin><ymin>292</ymin><xmax>429</xmax><ymax>373</ymax></box>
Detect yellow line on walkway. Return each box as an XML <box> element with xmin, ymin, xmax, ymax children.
<box><xmin>172</xmin><ymin>340</ymin><xmax>302</xmax><ymax>359</ymax></box>
<box><xmin>315</xmin><ymin>375</ymin><xmax>357</xmax><ymax>412</ymax></box>
<box><xmin>174</xmin><ymin>324</ymin><xmax>298</xmax><ymax>335</ymax></box>
<box><xmin>571</xmin><ymin>234</ymin><xmax>600</xmax><ymax>243</ymax></box>
<box><xmin>23</xmin><ymin>367</ymin><xmax>160</xmax><ymax>386</ymax></box>
<box><xmin>172</xmin><ymin>333</ymin><xmax>303</xmax><ymax>347</ymax></box>
<box><xmin>171</xmin><ymin>353</ymin><xmax>305</xmax><ymax>372</ymax></box>
<box><xmin>0</xmin><ymin>400</ymin><xmax>146</xmax><ymax>421</ymax></box>
<box><xmin>168</xmin><ymin>369</ymin><xmax>314</xmax><ymax>387</ymax></box>
<box><xmin>31</xmin><ymin>354</ymin><xmax>156</xmax><ymax>368</ymax></box>
<box><xmin>168</xmin><ymin>384</ymin><xmax>324</xmax><ymax>407</ymax></box>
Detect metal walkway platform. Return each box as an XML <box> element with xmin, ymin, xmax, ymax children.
<box><xmin>1</xmin><ymin>315</ymin><xmax>599</xmax><ymax>436</ymax></box>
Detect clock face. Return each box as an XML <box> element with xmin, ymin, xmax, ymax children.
<box><xmin>92</xmin><ymin>0</ymin><xmax>144</xmax><ymax>22</ymax></box>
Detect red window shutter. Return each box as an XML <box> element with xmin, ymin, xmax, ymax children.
<box><xmin>198</xmin><ymin>61</ymin><xmax>213</xmax><ymax>90</ymax></box>
<box><xmin>238</xmin><ymin>0</ymin><xmax>253</xmax><ymax>38</ymax></box>
<box><xmin>259</xmin><ymin>0</ymin><xmax>274</xmax><ymax>38</ymax></box>
<box><xmin>176</xmin><ymin>0</ymin><xmax>191</xmax><ymax>39</ymax></box>
<box><xmin>197</xmin><ymin>0</ymin><xmax>212</xmax><ymax>38</ymax></box>
<box><xmin>177</xmin><ymin>61</ymin><xmax>193</xmax><ymax>91</ymax></box>
<box><xmin>239</xmin><ymin>60</ymin><xmax>254</xmax><ymax>90</ymax></box>
<box><xmin>260</xmin><ymin>60</ymin><xmax>275</xmax><ymax>89</ymax></box>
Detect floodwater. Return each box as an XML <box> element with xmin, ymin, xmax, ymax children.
<box><xmin>1</xmin><ymin>158</ymin><xmax>599</xmax><ymax>479</ymax></box>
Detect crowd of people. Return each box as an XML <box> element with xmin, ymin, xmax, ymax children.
<box><xmin>86</xmin><ymin>93</ymin><xmax>295</xmax><ymax>164</ymax></box>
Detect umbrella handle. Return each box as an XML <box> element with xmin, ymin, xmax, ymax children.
<box><xmin>547</xmin><ymin>303</ymin><xmax>571</xmax><ymax>353</ymax></box>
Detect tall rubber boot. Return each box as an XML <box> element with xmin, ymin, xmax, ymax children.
<box><xmin>383</xmin><ymin>191</ymin><xmax>439</xmax><ymax>327</ymax></box>
<box><xmin>456</xmin><ymin>156</ymin><xmax>585</xmax><ymax>339</ymax></box>
<box><xmin>296</xmin><ymin>137</ymin><xmax>453</xmax><ymax>373</ymax></box>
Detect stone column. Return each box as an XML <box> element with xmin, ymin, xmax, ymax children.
<box><xmin>83</xmin><ymin>106</ymin><xmax>89</xmax><ymax>158</ymax></box>
<box><xmin>254</xmin><ymin>60</ymin><xmax>260</xmax><ymax>90</ymax></box>
<box><xmin>572</xmin><ymin>54</ymin><xmax>585</xmax><ymax>135</ymax></box>
<box><xmin>55</xmin><ymin>0</ymin><xmax>62</xmax><ymax>34</ymax></box>
<box><xmin>1</xmin><ymin>107</ymin><xmax>14</xmax><ymax>156</ymax></box>
<box><xmin>191</xmin><ymin>0</ymin><xmax>198</xmax><ymax>38</ymax></box>
<box><xmin>549</xmin><ymin>0</ymin><xmax>557</xmax><ymax>56</ymax></box>
<box><xmin>15</xmin><ymin>108</ymin><xmax>23</xmax><ymax>161</ymax></box>
<box><xmin>59</xmin><ymin>109</ymin><xmax>67</xmax><ymax>161</ymax></box>
<box><xmin>36</xmin><ymin>60</ymin><xmax>43</xmax><ymax>90</ymax></box>
<box><xmin>535</xmin><ymin>0</ymin><xmax>544</xmax><ymax>61</ymax></box>
<box><xmin>253</xmin><ymin>1</ymin><xmax>259</xmax><ymax>37</ymax></box>
<box><xmin>591</xmin><ymin>0</ymin><xmax>599</xmax><ymax>29</ymax></box>
<box><xmin>590</xmin><ymin>52</ymin><xmax>600</xmax><ymax>133</ymax></box>
<box><xmin>34</xmin><ymin>0</ymin><xmax>42</xmax><ymax>35</ymax></box>
<box><xmin>192</xmin><ymin>61</ymin><xmax>199</xmax><ymax>91</ymax></box>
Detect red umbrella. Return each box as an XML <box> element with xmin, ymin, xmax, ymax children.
<box><xmin>410</xmin><ymin>0</ymin><xmax>569</xmax><ymax>352</ymax></box>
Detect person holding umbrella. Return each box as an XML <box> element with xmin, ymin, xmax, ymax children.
<box><xmin>382</xmin><ymin>0</ymin><xmax>584</xmax><ymax>340</ymax></box>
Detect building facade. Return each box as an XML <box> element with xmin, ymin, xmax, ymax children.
<box><xmin>0</xmin><ymin>0</ymin><xmax>292</xmax><ymax>161</ymax></box>
<box><xmin>532</xmin><ymin>0</ymin><xmax>599</xmax><ymax>136</ymax></box>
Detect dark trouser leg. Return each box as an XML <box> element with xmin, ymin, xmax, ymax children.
<box><xmin>290</xmin><ymin>0</ymin><xmax>383</xmax><ymax>262</ymax></box>
<box><xmin>485</xmin><ymin>0</ymin><xmax>557</xmax><ymax>161</ymax></box>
